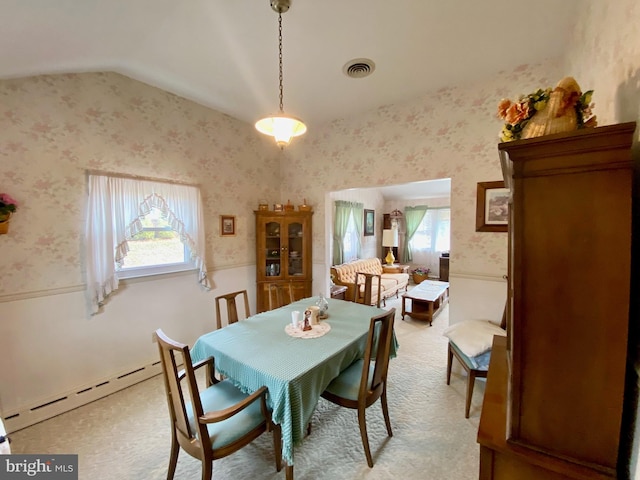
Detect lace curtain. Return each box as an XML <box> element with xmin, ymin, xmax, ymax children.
<box><xmin>85</xmin><ymin>174</ymin><xmax>210</xmax><ymax>314</ymax></box>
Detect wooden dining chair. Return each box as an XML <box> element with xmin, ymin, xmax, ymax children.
<box><xmin>215</xmin><ymin>290</ymin><xmax>250</xmax><ymax>330</ymax></box>
<box><xmin>354</xmin><ymin>272</ymin><xmax>383</xmax><ymax>308</ymax></box>
<box><xmin>154</xmin><ymin>329</ymin><xmax>282</xmax><ymax>480</ymax></box>
<box><xmin>321</xmin><ymin>308</ymin><xmax>396</xmax><ymax>468</ymax></box>
<box><xmin>267</xmin><ymin>282</ymin><xmax>295</xmax><ymax>310</ymax></box>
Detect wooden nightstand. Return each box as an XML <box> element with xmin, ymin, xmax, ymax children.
<box><xmin>330</xmin><ymin>285</ymin><xmax>347</xmax><ymax>300</ymax></box>
<box><xmin>382</xmin><ymin>264</ymin><xmax>409</xmax><ymax>274</ymax></box>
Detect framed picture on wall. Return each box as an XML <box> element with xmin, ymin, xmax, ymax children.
<box><xmin>220</xmin><ymin>215</ymin><xmax>236</xmax><ymax>236</ymax></box>
<box><xmin>476</xmin><ymin>181</ymin><xmax>509</xmax><ymax>232</ymax></box>
<box><xmin>364</xmin><ymin>209</ymin><xmax>375</xmax><ymax>236</ymax></box>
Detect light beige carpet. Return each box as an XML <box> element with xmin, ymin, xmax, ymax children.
<box><xmin>10</xmin><ymin>297</ymin><xmax>485</xmax><ymax>479</ymax></box>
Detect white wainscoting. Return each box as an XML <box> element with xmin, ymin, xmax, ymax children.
<box><xmin>0</xmin><ymin>265</ymin><xmax>256</xmax><ymax>432</ymax></box>
<box><xmin>448</xmin><ymin>272</ymin><xmax>507</xmax><ymax>326</ymax></box>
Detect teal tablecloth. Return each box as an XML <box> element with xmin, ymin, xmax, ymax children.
<box><xmin>190</xmin><ymin>297</ymin><xmax>398</xmax><ymax>465</ymax></box>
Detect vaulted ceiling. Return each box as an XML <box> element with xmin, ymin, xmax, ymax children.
<box><xmin>1</xmin><ymin>0</ymin><xmax>581</xmax><ymax>129</ymax></box>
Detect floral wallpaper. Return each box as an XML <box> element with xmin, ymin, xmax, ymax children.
<box><xmin>0</xmin><ymin>61</ymin><xmax>566</xmax><ymax>298</ymax></box>
<box><xmin>567</xmin><ymin>0</ymin><xmax>640</xmax><ymax>135</ymax></box>
<box><xmin>2</xmin><ymin>0</ymin><xmax>637</xmax><ymax>302</ymax></box>
<box><xmin>281</xmin><ymin>60</ymin><xmax>564</xmax><ymax>278</ymax></box>
<box><xmin>0</xmin><ymin>72</ymin><xmax>280</xmax><ymax>296</ymax></box>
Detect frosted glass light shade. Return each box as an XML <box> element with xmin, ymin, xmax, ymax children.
<box><xmin>255</xmin><ymin>114</ymin><xmax>307</xmax><ymax>147</ymax></box>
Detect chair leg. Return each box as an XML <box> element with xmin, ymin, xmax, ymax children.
<box><xmin>357</xmin><ymin>406</ymin><xmax>374</xmax><ymax>468</ymax></box>
<box><xmin>380</xmin><ymin>387</ymin><xmax>393</xmax><ymax>437</ymax></box>
<box><xmin>446</xmin><ymin>344</ymin><xmax>453</xmax><ymax>385</ymax></box>
<box><xmin>272</xmin><ymin>422</ymin><xmax>283</xmax><ymax>472</ymax></box>
<box><xmin>465</xmin><ymin>371</ymin><xmax>476</xmax><ymax>419</ymax></box>
<box><xmin>166</xmin><ymin>430</ymin><xmax>179</xmax><ymax>480</ymax></box>
<box><xmin>201</xmin><ymin>459</ymin><xmax>212</xmax><ymax>480</ymax></box>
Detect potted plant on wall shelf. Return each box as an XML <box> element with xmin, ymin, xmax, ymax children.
<box><xmin>0</xmin><ymin>193</ymin><xmax>18</xmax><ymax>234</ymax></box>
<box><xmin>411</xmin><ymin>266</ymin><xmax>430</xmax><ymax>284</ymax></box>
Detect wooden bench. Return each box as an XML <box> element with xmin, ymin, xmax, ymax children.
<box><xmin>401</xmin><ymin>280</ymin><xmax>449</xmax><ymax>325</ymax></box>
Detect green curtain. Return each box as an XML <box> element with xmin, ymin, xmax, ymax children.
<box><xmin>333</xmin><ymin>201</ymin><xmax>353</xmax><ymax>265</ymax></box>
<box><xmin>352</xmin><ymin>202</ymin><xmax>364</xmax><ymax>258</ymax></box>
<box><xmin>402</xmin><ymin>206</ymin><xmax>428</xmax><ymax>263</ymax></box>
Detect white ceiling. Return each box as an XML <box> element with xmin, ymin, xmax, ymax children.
<box><xmin>1</xmin><ymin>0</ymin><xmax>581</xmax><ymax>128</ymax></box>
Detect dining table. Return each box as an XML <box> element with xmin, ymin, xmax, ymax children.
<box><xmin>190</xmin><ymin>296</ymin><xmax>398</xmax><ymax>479</ymax></box>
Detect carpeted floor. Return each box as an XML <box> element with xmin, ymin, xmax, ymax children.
<box><xmin>9</xmin><ymin>295</ymin><xmax>485</xmax><ymax>479</ymax></box>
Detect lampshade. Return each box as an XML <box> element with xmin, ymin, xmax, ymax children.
<box><xmin>382</xmin><ymin>229</ymin><xmax>398</xmax><ymax>247</ymax></box>
<box><xmin>255</xmin><ymin>114</ymin><xmax>307</xmax><ymax>148</ymax></box>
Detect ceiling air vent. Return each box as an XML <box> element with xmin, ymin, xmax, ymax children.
<box><xmin>343</xmin><ymin>58</ymin><xmax>375</xmax><ymax>79</ymax></box>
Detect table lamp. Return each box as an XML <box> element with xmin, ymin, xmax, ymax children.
<box><xmin>382</xmin><ymin>229</ymin><xmax>398</xmax><ymax>266</ymax></box>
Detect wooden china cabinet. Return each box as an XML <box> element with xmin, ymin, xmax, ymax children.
<box><xmin>254</xmin><ymin>210</ymin><xmax>313</xmax><ymax>312</ymax></box>
<box><xmin>477</xmin><ymin>122</ymin><xmax>637</xmax><ymax>479</ymax></box>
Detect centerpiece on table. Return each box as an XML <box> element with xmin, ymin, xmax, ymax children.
<box><xmin>497</xmin><ymin>76</ymin><xmax>597</xmax><ymax>142</ymax></box>
<box><xmin>411</xmin><ymin>267</ymin><xmax>430</xmax><ymax>284</ymax></box>
<box><xmin>0</xmin><ymin>193</ymin><xmax>17</xmax><ymax>234</ymax></box>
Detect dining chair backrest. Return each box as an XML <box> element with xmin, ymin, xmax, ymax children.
<box><xmin>361</xmin><ymin>308</ymin><xmax>395</xmax><ymax>400</ymax></box>
<box><xmin>267</xmin><ymin>282</ymin><xmax>295</xmax><ymax>310</ymax></box>
<box><xmin>354</xmin><ymin>272</ymin><xmax>382</xmax><ymax>308</ymax></box>
<box><xmin>155</xmin><ymin>329</ymin><xmax>210</xmax><ymax>452</ymax></box>
<box><xmin>215</xmin><ymin>290</ymin><xmax>250</xmax><ymax>330</ymax></box>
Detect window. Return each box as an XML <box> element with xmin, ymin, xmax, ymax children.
<box><xmin>116</xmin><ymin>207</ymin><xmax>194</xmax><ymax>278</ymax></box>
<box><xmin>342</xmin><ymin>211</ymin><xmax>359</xmax><ymax>262</ymax></box>
<box><xmin>85</xmin><ymin>174</ymin><xmax>210</xmax><ymax>313</ymax></box>
<box><xmin>409</xmin><ymin>208</ymin><xmax>450</xmax><ymax>272</ymax></box>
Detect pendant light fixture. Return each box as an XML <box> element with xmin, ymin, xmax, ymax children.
<box><xmin>255</xmin><ymin>0</ymin><xmax>307</xmax><ymax>148</ymax></box>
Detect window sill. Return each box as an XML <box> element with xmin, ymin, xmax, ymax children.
<box><xmin>117</xmin><ymin>266</ymin><xmax>196</xmax><ymax>284</ymax></box>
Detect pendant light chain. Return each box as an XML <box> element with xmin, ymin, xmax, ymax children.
<box><xmin>255</xmin><ymin>0</ymin><xmax>306</xmax><ymax>147</ymax></box>
<box><xmin>278</xmin><ymin>12</ymin><xmax>284</xmax><ymax>114</ymax></box>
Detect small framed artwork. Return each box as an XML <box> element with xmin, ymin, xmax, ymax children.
<box><xmin>364</xmin><ymin>209</ymin><xmax>375</xmax><ymax>236</ymax></box>
<box><xmin>273</xmin><ymin>203</ymin><xmax>284</xmax><ymax>212</ymax></box>
<box><xmin>220</xmin><ymin>215</ymin><xmax>236</xmax><ymax>236</ymax></box>
<box><xmin>476</xmin><ymin>181</ymin><xmax>509</xmax><ymax>232</ymax></box>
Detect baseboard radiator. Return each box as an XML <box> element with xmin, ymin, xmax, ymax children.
<box><xmin>3</xmin><ymin>361</ymin><xmax>163</xmax><ymax>433</ymax></box>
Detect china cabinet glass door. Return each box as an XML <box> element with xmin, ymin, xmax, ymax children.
<box><xmin>265</xmin><ymin>221</ymin><xmax>282</xmax><ymax>278</ymax></box>
<box><xmin>287</xmin><ymin>221</ymin><xmax>304</xmax><ymax>277</ymax></box>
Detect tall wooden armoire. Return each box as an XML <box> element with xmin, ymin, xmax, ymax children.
<box><xmin>478</xmin><ymin>122</ymin><xmax>637</xmax><ymax>479</ymax></box>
